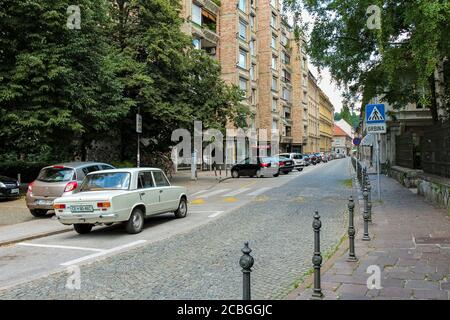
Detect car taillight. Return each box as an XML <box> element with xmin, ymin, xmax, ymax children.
<box><xmin>53</xmin><ymin>204</ymin><xmax>66</xmax><ymax>209</ymax></box>
<box><xmin>28</xmin><ymin>181</ymin><xmax>34</xmax><ymax>193</ymax></box>
<box><xmin>97</xmin><ymin>202</ymin><xmax>111</xmax><ymax>208</ymax></box>
<box><xmin>64</xmin><ymin>181</ymin><xmax>78</xmax><ymax>192</ymax></box>
<box><xmin>279</xmin><ymin>161</ymin><xmax>284</xmax><ymax>166</ymax></box>
<box><xmin>260</xmin><ymin>163</ymin><xmax>269</xmax><ymax>167</ymax></box>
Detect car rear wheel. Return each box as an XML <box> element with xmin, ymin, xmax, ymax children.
<box><xmin>273</xmin><ymin>172</ymin><xmax>279</xmax><ymax>177</ymax></box>
<box><xmin>282</xmin><ymin>170</ymin><xmax>290</xmax><ymax>175</ymax></box>
<box><xmin>297</xmin><ymin>168</ymin><xmax>304</xmax><ymax>172</ymax></box>
<box><xmin>125</xmin><ymin>208</ymin><xmax>145</xmax><ymax>234</ymax></box>
<box><xmin>231</xmin><ymin>170</ymin><xmax>239</xmax><ymax>178</ymax></box>
<box><xmin>74</xmin><ymin>224</ymin><xmax>93</xmax><ymax>234</ymax></box>
<box><xmin>30</xmin><ymin>209</ymin><xmax>47</xmax><ymax>217</ymax></box>
<box><xmin>174</xmin><ymin>198</ymin><xmax>188</xmax><ymax>219</ymax></box>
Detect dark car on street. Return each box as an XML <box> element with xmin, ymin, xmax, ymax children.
<box><xmin>307</xmin><ymin>154</ymin><xmax>319</xmax><ymax>165</ymax></box>
<box><xmin>231</xmin><ymin>157</ymin><xmax>279</xmax><ymax>178</ymax></box>
<box><xmin>0</xmin><ymin>175</ymin><xmax>20</xmax><ymax>200</ymax></box>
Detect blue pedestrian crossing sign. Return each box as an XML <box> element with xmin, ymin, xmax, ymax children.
<box><xmin>366</xmin><ymin>104</ymin><xmax>385</xmax><ymax>124</ymax></box>
<box><xmin>365</xmin><ymin>104</ymin><xmax>386</xmax><ymax>134</ymax></box>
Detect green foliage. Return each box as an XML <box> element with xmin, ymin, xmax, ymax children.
<box><xmin>0</xmin><ymin>161</ymin><xmax>50</xmax><ymax>182</ymax></box>
<box><xmin>284</xmin><ymin>0</ymin><xmax>450</xmax><ymax>121</ymax></box>
<box><xmin>0</xmin><ymin>0</ymin><xmax>246</xmax><ymax>163</ymax></box>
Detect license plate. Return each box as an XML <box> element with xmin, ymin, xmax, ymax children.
<box><xmin>70</xmin><ymin>205</ymin><xmax>94</xmax><ymax>213</ymax></box>
<box><xmin>36</xmin><ymin>199</ymin><xmax>53</xmax><ymax>206</ymax></box>
<box><xmin>11</xmin><ymin>188</ymin><xmax>19</xmax><ymax>194</ymax></box>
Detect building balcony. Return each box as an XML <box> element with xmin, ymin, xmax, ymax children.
<box><xmin>194</xmin><ymin>0</ymin><xmax>220</xmax><ymax>16</ymax></box>
<box><xmin>281</xmin><ymin>136</ymin><xmax>293</xmax><ymax>144</ymax></box>
<box><xmin>203</xmin><ymin>27</ymin><xmax>219</xmax><ymax>45</ymax></box>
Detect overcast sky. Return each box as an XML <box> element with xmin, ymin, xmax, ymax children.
<box><xmin>300</xmin><ymin>9</ymin><xmax>345</xmax><ymax>113</ymax></box>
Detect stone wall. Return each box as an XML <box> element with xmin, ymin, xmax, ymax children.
<box><xmin>389</xmin><ymin>166</ymin><xmax>450</xmax><ymax>216</ymax></box>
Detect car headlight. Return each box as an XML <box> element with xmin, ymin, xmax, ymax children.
<box><xmin>0</xmin><ymin>182</ymin><xmax>5</xmax><ymax>188</ymax></box>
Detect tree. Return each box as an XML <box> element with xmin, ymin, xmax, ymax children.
<box><xmin>109</xmin><ymin>0</ymin><xmax>247</xmax><ymax>161</ymax></box>
<box><xmin>0</xmin><ymin>0</ymin><xmax>128</xmax><ymax>161</ymax></box>
<box><xmin>284</xmin><ymin>0</ymin><xmax>450</xmax><ymax>123</ymax></box>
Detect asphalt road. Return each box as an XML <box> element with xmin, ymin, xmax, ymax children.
<box><xmin>0</xmin><ymin>158</ymin><xmax>352</xmax><ymax>299</ymax></box>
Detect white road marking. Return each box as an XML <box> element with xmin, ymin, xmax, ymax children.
<box><xmin>223</xmin><ymin>188</ymin><xmax>251</xmax><ymax>197</ymax></box>
<box><xmin>248</xmin><ymin>187</ymin><xmax>272</xmax><ymax>196</ymax></box>
<box><xmin>199</xmin><ymin>189</ymin><xmax>230</xmax><ymax>198</ymax></box>
<box><xmin>208</xmin><ymin>211</ymin><xmax>224</xmax><ymax>218</ymax></box>
<box><xmin>18</xmin><ymin>242</ymin><xmax>105</xmax><ymax>252</ymax></box>
<box><xmin>60</xmin><ymin>240</ymin><xmax>147</xmax><ymax>266</ymax></box>
<box><xmin>190</xmin><ymin>190</ymin><xmax>208</xmax><ymax>197</ymax></box>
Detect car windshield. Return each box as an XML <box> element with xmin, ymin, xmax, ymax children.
<box><xmin>37</xmin><ymin>167</ymin><xmax>75</xmax><ymax>182</ymax></box>
<box><xmin>80</xmin><ymin>172</ymin><xmax>131</xmax><ymax>191</ymax></box>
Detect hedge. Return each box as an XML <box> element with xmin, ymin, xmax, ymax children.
<box><xmin>0</xmin><ymin>161</ymin><xmax>50</xmax><ymax>183</ymax></box>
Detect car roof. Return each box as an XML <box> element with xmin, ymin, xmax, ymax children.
<box><xmin>86</xmin><ymin>167</ymin><xmax>163</xmax><ymax>175</ymax></box>
<box><xmin>46</xmin><ymin>162</ymin><xmax>111</xmax><ymax>169</ymax></box>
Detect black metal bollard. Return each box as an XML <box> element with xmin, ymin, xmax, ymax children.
<box><xmin>347</xmin><ymin>196</ymin><xmax>358</xmax><ymax>262</ymax></box>
<box><xmin>361</xmin><ymin>168</ymin><xmax>367</xmax><ymax>191</ymax></box>
<box><xmin>312</xmin><ymin>211</ymin><xmax>324</xmax><ymax>299</ymax></box>
<box><xmin>362</xmin><ymin>188</ymin><xmax>371</xmax><ymax>241</ymax></box>
<box><xmin>367</xmin><ymin>181</ymin><xmax>372</xmax><ymax>223</ymax></box>
<box><xmin>239</xmin><ymin>242</ymin><xmax>254</xmax><ymax>300</ymax></box>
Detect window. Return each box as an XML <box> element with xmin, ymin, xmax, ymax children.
<box><xmin>272</xmin><ymin>98</ymin><xmax>277</xmax><ymax>112</ymax></box>
<box><xmin>250</xmin><ymin>39</ymin><xmax>256</xmax><ymax>56</ymax></box>
<box><xmin>238</xmin><ymin>0</ymin><xmax>247</xmax><ymax>13</ymax></box>
<box><xmin>271</xmin><ymin>55</ymin><xmax>277</xmax><ymax>70</ymax></box>
<box><xmin>82</xmin><ymin>165</ymin><xmax>100</xmax><ymax>176</ymax></box>
<box><xmin>283</xmin><ymin>70</ymin><xmax>291</xmax><ymax>83</ymax></box>
<box><xmin>284</xmin><ymin>107</ymin><xmax>291</xmax><ymax>119</ymax></box>
<box><xmin>193</xmin><ymin>38</ymin><xmax>201</xmax><ymax>50</ymax></box>
<box><xmin>272</xmin><ymin>76</ymin><xmax>277</xmax><ymax>91</ymax></box>
<box><xmin>250</xmin><ymin>64</ymin><xmax>255</xmax><ymax>80</ymax></box>
<box><xmin>138</xmin><ymin>172</ymin><xmax>154</xmax><ymax>189</ymax></box>
<box><xmin>152</xmin><ymin>171</ymin><xmax>170</xmax><ymax>187</ymax></box>
<box><xmin>302</xmin><ymin>58</ymin><xmax>307</xmax><ymax>69</ymax></box>
<box><xmin>38</xmin><ymin>167</ymin><xmax>75</xmax><ymax>182</ymax></box>
<box><xmin>239</xmin><ymin>50</ymin><xmax>247</xmax><ymax>68</ymax></box>
<box><xmin>272</xmin><ymin>119</ymin><xmax>278</xmax><ymax>131</ymax></box>
<box><xmin>239</xmin><ymin>20</ymin><xmax>247</xmax><ymax>40</ymax></box>
<box><xmin>251</xmin><ymin>88</ymin><xmax>257</xmax><ymax>104</ymax></box>
<box><xmin>271</xmin><ymin>13</ymin><xmax>277</xmax><ymax>28</ymax></box>
<box><xmin>80</xmin><ymin>172</ymin><xmax>131</xmax><ymax>191</ymax></box>
<box><xmin>192</xmin><ymin>4</ymin><xmax>202</xmax><ymax>26</ymax></box>
<box><xmin>250</xmin><ymin>15</ymin><xmax>255</xmax><ymax>30</ymax></box>
<box><xmin>281</xmin><ymin>33</ymin><xmax>288</xmax><ymax>47</ymax></box>
<box><xmin>285</xmin><ymin>126</ymin><xmax>292</xmax><ymax>137</ymax></box>
<box><xmin>271</xmin><ymin>35</ymin><xmax>277</xmax><ymax>49</ymax></box>
<box><xmin>282</xmin><ymin>52</ymin><xmax>290</xmax><ymax>64</ymax></box>
<box><xmin>282</xmin><ymin>88</ymin><xmax>291</xmax><ymax>101</ymax></box>
<box><xmin>239</xmin><ymin>77</ymin><xmax>248</xmax><ymax>92</ymax></box>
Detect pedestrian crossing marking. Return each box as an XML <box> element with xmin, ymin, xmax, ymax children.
<box><xmin>248</xmin><ymin>187</ymin><xmax>271</xmax><ymax>196</ymax></box>
<box><xmin>223</xmin><ymin>188</ymin><xmax>251</xmax><ymax>197</ymax></box>
<box><xmin>367</xmin><ymin>106</ymin><xmax>384</xmax><ymax>121</ymax></box>
<box><xmin>200</xmin><ymin>189</ymin><xmax>230</xmax><ymax>198</ymax></box>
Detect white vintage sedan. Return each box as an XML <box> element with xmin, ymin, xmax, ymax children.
<box><xmin>53</xmin><ymin>168</ymin><xmax>187</xmax><ymax>234</ymax></box>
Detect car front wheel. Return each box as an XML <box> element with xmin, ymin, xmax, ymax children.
<box><xmin>125</xmin><ymin>208</ymin><xmax>145</xmax><ymax>234</ymax></box>
<box><xmin>30</xmin><ymin>209</ymin><xmax>47</xmax><ymax>217</ymax></box>
<box><xmin>174</xmin><ymin>198</ymin><xmax>188</xmax><ymax>218</ymax></box>
<box><xmin>74</xmin><ymin>224</ymin><xmax>93</xmax><ymax>234</ymax></box>
<box><xmin>231</xmin><ymin>170</ymin><xmax>239</xmax><ymax>178</ymax></box>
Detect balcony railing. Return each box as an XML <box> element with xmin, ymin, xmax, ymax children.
<box><xmin>203</xmin><ymin>27</ymin><xmax>219</xmax><ymax>44</ymax></box>
<box><xmin>195</xmin><ymin>0</ymin><xmax>220</xmax><ymax>16</ymax></box>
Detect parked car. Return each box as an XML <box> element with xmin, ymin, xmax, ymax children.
<box><xmin>308</xmin><ymin>154</ymin><xmax>319</xmax><ymax>165</ymax></box>
<box><xmin>277</xmin><ymin>153</ymin><xmax>305</xmax><ymax>172</ymax></box>
<box><xmin>0</xmin><ymin>175</ymin><xmax>20</xmax><ymax>200</ymax></box>
<box><xmin>26</xmin><ymin>162</ymin><xmax>115</xmax><ymax>217</ymax></box>
<box><xmin>303</xmin><ymin>154</ymin><xmax>312</xmax><ymax>166</ymax></box>
<box><xmin>319</xmin><ymin>153</ymin><xmax>328</xmax><ymax>163</ymax></box>
<box><xmin>272</xmin><ymin>156</ymin><xmax>295</xmax><ymax>175</ymax></box>
<box><xmin>231</xmin><ymin>157</ymin><xmax>280</xmax><ymax>178</ymax></box>
<box><xmin>53</xmin><ymin>168</ymin><xmax>187</xmax><ymax>234</ymax></box>
<box><xmin>314</xmin><ymin>153</ymin><xmax>323</xmax><ymax>163</ymax></box>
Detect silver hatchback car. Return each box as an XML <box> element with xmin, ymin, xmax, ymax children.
<box><xmin>26</xmin><ymin>162</ymin><xmax>115</xmax><ymax>217</ymax></box>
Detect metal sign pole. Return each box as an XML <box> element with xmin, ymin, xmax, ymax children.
<box><xmin>377</xmin><ymin>134</ymin><xmax>381</xmax><ymax>201</ymax></box>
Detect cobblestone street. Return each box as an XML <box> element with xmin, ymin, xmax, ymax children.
<box><xmin>0</xmin><ymin>159</ymin><xmax>352</xmax><ymax>299</ymax></box>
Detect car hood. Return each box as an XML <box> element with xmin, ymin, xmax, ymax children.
<box><xmin>0</xmin><ymin>175</ymin><xmax>17</xmax><ymax>183</ymax></box>
<box><xmin>55</xmin><ymin>190</ymin><xmax>126</xmax><ymax>202</ymax></box>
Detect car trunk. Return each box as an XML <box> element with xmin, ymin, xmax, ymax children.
<box><xmin>32</xmin><ymin>181</ymin><xmax>66</xmax><ymax>198</ymax></box>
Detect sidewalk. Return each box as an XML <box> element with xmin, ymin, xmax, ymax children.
<box><xmin>289</xmin><ymin>174</ymin><xmax>450</xmax><ymax>300</ymax></box>
<box><xmin>0</xmin><ymin>169</ymin><xmax>223</xmax><ymax>246</ymax></box>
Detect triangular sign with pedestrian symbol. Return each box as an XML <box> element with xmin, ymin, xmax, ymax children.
<box><xmin>368</xmin><ymin>106</ymin><xmax>384</xmax><ymax>121</ymax></box>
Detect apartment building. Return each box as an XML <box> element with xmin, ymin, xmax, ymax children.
<box><xmin>181</xmin><ymin>0</ymin><xmax>330</xmax><ymax>158</ymax></box>
<box><xmin>305</xmin><ymin>71</ymin><xmax>320</xmax><ymax>153</ymax></box>
<box><xmin>319</xmin><ymin>90</ymin><xmax>334</xmax><ymax>152</ymax></box>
